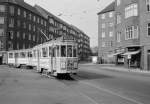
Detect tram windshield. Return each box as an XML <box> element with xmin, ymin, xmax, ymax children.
<box><xmin>61</xmin><ymin>45</ymin><xmax>77</xmax><ymax>57</ymax></box>
<box><xmin>67</xmin><ymin>45</ymin><xmax>72</xmax><ymax>57</ymax></box>
<box><xmin>61</xmin><ymin>45</ymin><xmax>66</xmax><ymax>57</ymax></box>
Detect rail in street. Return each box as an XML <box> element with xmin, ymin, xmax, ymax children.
<box><xmin>0</xmin><ymin>65</ymin><xmax>150</xmax><ymax>104</ymax></box>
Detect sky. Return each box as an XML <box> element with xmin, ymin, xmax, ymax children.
<box><xmin>24</xmin><ymin>0</ymin><xmax>114</xmax><ymax>47</ymax></box>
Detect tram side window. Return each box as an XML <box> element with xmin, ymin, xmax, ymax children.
<box><xmin>67</xmin><ymin>45</ymin><xmax>72</xmax><ymax>57</ymax></box>
<box><xmin>33</xmin><ymin>50</ymin><xmax>36</xmax><ymax>58</ymax></box>
<box><xmin>9</xmin><ymin>53</ymin><xmax>13</xmax><ymax>58</ymax></box>
<box><xmin>73</xmin><ymin>46</ymin><xmax>77</xmax><ymax>57</ymax></box>
<box><xmin>20</xmin><ymin>52</ymin><xmax>26</xmax><ymax>58</ymax></box>
<box><xmin>42</xmin><ymin>47</ymin><xmax>48</xmax><ymax>57</ymax></box>
<box><xmin>57</xmin><ymin>45</ymin><xmax>60</xmax><ymax>57</ymax></box>
<box><xmin>49</xmin><ymin>47</ymin><xmax>52</xmax><ymax>57</ymax></box>
<box><xmin>61</xmin><ymin>45</ymin><xmax>66</xmax><ymax>57</ymax></box>
<box><xmin>52</xmin><ymin>47</ymin><xmax>56</xmax><ymax>57</ymax></box>
<box><xmin>15</xmin><ymin>53</ymin><xmax>19</xmax><ymax>58</ymax></box>
<box><xmin>28</xmin><ymin>52</ymin><xmax>32</xmax><ymax>57</ymax></box>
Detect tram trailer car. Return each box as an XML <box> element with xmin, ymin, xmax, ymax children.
<box><xmin>7</xmin><ymin>37</ymin><xmax>78</xmax><ymax>76</ymax></box>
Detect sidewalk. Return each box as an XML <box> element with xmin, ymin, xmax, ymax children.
<box><xmin>80</xmin><ymin>62</ymin><xmax>150</xmax><ymax>75</ymax></box>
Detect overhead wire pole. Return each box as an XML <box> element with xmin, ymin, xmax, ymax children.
<box><xmin>38</xmin><ymin>28</ymin><xmax>49</xmax><ymax>41</ymax></box>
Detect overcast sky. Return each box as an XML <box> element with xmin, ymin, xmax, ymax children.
<box><xmin>25</xmin><ymin>0</ymin><xmax>114</xmax><ymax>47</ymax></box>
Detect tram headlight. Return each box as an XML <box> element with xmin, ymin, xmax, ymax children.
<box><xmin>74</xmin><ymin>62</ymin><xmax>78</xmax><ymax>69</ymax></box>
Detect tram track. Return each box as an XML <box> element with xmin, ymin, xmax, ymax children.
<box><xmin>56</xmin><ymin>74</ymin><xmax>144</xmax><ymax>104</ymax></box>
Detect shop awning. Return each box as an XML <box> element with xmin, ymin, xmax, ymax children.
<box><xmin>107</xmin><ymin>52</ymin><xmax>123</xmax><ymax>57</ymax></box>
<box><xmin>122</xmin><ymin>50</ymin><xmax>140</xmax><ymax>55</ymax></box>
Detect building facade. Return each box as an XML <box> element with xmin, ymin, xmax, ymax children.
<box><xmin>0</xmin><ymin>0</ymin><xmax>90</xmax><ymax>64</ymax></box>
<box><xmin>115</xmin><ymin>0</ymin><xmax>140</xmax><ymax>68</ymax></box>
<box><xmin>98</xmin><ymin>2</ymin><xmax>116</xmax><ymax>64</ymax></box>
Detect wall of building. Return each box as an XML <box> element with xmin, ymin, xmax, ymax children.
<box><xmin>98</xmin><ymin>11</ymin><xmax>115</xmax><ymax>63</ymax></box>
<box><xmin>0</xmin><ymin>0</ymin><xmax>90</xmax><ymax>63</ymax></box>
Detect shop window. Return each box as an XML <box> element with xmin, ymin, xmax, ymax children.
<box><xmin>0</xmin><ymin>17</ymin><xmax>4</xmax><ymax>24</ymax></box>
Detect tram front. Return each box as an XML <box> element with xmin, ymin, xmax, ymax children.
<box><xmin>60</xmin><ymin>43</ymin><xmax>78</xmax><ymax>75</ymax></box>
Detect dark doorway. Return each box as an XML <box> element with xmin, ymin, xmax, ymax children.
<box><xmin>0</xmin><ymin>57</ymin><xmax>2</xmax><ymax>65</ymax></box>
<box><xmin>147</xmin><ymin>53</ymin><xmax>150</xmax><ymax>70</ymax></box>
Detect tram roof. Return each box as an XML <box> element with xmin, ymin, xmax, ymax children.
<box><xmin>33</xmin><ymin>36</ymin><xmax>76</xmax><ymax>48</ymax></box>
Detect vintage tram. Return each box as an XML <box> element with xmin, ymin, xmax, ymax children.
<box><xmin>7</xmin><ymin>36</ymin><xmax>78</xmax><ymax>76</ymax></box>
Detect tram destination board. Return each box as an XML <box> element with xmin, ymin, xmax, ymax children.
<box><xmin>63</xmin><ymin>35</ymin><xmax>74</xmax><ymax>41</ymax></box>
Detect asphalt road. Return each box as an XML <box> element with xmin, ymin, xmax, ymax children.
<box><xmin>0</xmin><ymin>64</ymin><xmax>150</xmax><ymax>104</ymax></box>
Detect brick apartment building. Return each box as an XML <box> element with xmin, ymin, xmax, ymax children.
<box><xmin>0</xmin><ymin>0</ymin><xmax>90</xmax><ymax>64</ymax></box>
<box><xmin>98</xmin><ymin>0</ymin><xmax>150</xmax><ymax>70</ymax></box>
<box><xmin>97</xmin><ymin>2</ymin><xmax>115</xmax><ymax>64</ymax></box>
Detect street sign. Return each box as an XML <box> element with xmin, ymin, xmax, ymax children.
<box><xmin>127</xmin><ymin>55</ymin><xmax>131</xmax><ymax>59</ymax></box>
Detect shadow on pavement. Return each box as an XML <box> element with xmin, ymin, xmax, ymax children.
<box><xmin>75</xmin><ymin>70</ymin><xmax>113</xmax><ymax>80</ymax></box>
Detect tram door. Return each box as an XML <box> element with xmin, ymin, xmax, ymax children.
<box><xmin>52</xmin><ymin>47</ymin><xmax>57</xmax><ymax>71</ymax></box>
<box><xmin>14</xmin><ymin>53</ymin><xmax>18</xmax><ymax>66</ymax></box>
<box><xmin>148</xmin><ymin>52</ymin><xmax>150</xmax><ymax>70</ymax></box>
<box><xmin>37</xmin><ymin>50</ymin><xmax>40</xmax><ymax>71</ymax></box>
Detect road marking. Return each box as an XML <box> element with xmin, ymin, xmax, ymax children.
<box><xmin>80</xmin><ymin>81</ymin><xmax>144</xmax><ymax>104</ymax></box>
<box><xmin>77</xmin><ymin>91</ymin><xmax>100</xmax><ymax>104</ymax></box>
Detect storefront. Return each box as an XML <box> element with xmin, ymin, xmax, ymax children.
<box><xmin>115</xmin><ymin>48</ymin><xmax>125</xmax><ymax>65</ymax></box>
<box><xmin>0</xmin><ymin>51</ymin><xmax>7</xmax><ymax>65</ymax></box>
<box><xmin>123</xmin><ymin>46</ymin><xmax>141</xmax><ymax>68</ymax></box>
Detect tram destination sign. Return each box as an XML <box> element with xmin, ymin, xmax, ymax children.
<box><xmin>63</xmin><ymin>35</ymin><xmax>74</xmax><ymax>41</ymax></box>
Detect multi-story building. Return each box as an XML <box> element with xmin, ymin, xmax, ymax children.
<box><xmin>97</xmin><ymin>2</ymin><xmax>115</xmax><ymax>64</ymax></box>
<box><xmin>0</xmin><ymin>0</ymin><xmax>90</xmax><ymax>64</ymax></box>
<box><xmin>115</xmin><ymin>0</ymin><xmax>150</xmax><ymax>70</ymax></box>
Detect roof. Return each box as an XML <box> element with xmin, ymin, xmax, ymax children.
<box><xmin>34</xmin><ymin>5</ymin><xmax>70</xmax><ymax>27</ymax></box>
<box><xmin>0</xmin><ymin>0</ymin><xmax>45</xmax><ymax>18</ymax></box>
<box><xmin>97</xmin><ymin>2</ymin><xmax>115</xmax><ymax>15</ymax></box>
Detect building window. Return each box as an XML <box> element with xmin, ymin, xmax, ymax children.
<box><xmin>0</xmin><ymin>5</ymin><xmax>5</xmax><ymax>12</ymax></box>
<box><xmin>41</xmin><ymin>19</ymin><xmax>43</xmax><ymax>25</ymax></box>
<box><xmin>23</xmin><ymin>44</ymin><xmax>25</xmax><ymax>49</ymax></box>
<box><xmin>0</xmin><ymin>40</ymin><xmax>3</xmax><ymax>50</ymax></box>
<box><xmin>102</xmin><ymin>42</ymin><xmax>106</xmax><ymax>47</ymax></box>
<box><xmin>17</xmin><ymin>31</ymin><xmax>20</xmax><ymax>38</ymax></box>
<box><xmin>116</xmin><ymin>14</ymin><xmax>121</xmax><ymax>24</ymax></box>
<box><xmin>101</xmin><ymin>14</ymin><xmax>105</xmax><ymax>19</ymax></box>
<box><xmin>109</xmin><ymin>22</ymin><xmax>113</xmax><ymax>27</ymax></box>
<box><xmin>125</xmin><ymin>26</ymin><xmax>138</xmax><ymax>40</ymax></box>
<box><xmin>9</xmin><ymin>18</ymin><xmax>14</xmax><ymax>27</ymax></box>
<box><xmin>116</xmin><ymin>0</ymin><xmax>121</xmax><ymax>6</ymax></box>
<box><xmin>8</xmin><ymin>31</ymin><xmax>13</xmax><ymax>39</ymax></box>
<box><xmin>33</xmin><ymin>25</ymin><xmax>35</xmax><ymax>31</ymax></box>
<box><xmin>9</xmin><ymin>6</ymin><xmax>14</xmax><ymax>15</ymax></box>
<box><xmin>102</xmin><ymin>32</ymin><xmax>105</xmax><ymax>38</ymax></box>
<box><xmin>109</xmin><ymin>31</ymin><xmax>113</xmax><ymax>37</ymax></box>
<box><xmin>0</xmin><ymin>17</ymin><xmax>4</xmax><ymax>24</ymax></box>
<box><xmin>109</xmin><ymin>12</ymin><xmax>113</xmax><ymax>18</ymax></box>
<box><xmin>44</xmin><ymin>21</ymin><xmax>46</xmax><ymax>26</ymax></box>
<box><xmin>17</xmin><ymin>20</ymin><xmax>20</xmax><ymax>27</ymax></box>
<box><xmin>33</xmin><ymin>15</ymin><xmax>36</xmax><ymax>22</ymax></box>
<box><xmin>134</xmin><ymin>26</ymin><xmax>138</xmax><ymax>38</ymax></box>
<box><xmin>8</xmin><ymin>41</ymin><xmax>13</xmax><ymax>50</ymax></box>
<box><xmin>117</xmin><ymin>32</ymin><xmax>121</xmax><ymax>42</ymax></box>
<box><xmin>29</xmin><ymin>34</ymin><xmax>31</xmax><ymax>40</ymax></box>
<box><xmin>24</xmin><ymin>11</ymin><xmax>27</xmax><ymax>18</ymax></box>
<box><xmin>102</xmin><ymin>23</ymin><xmax>106</xmax><ymax>28</ymax></box>
<box><xmin>23</xmin><ymin>22</ymin><xmax>26</xmax><ymax>29</ymax></box>
<box><xmin>0</xmin><ymin>29</ymin><xmax>4</xmax><ymax>36</ymax></box>
<box><xmin>17</xmin><ymin>43</ymin><xmax>19</xmax><ymax>49</ymax></box>
<box><xmin>148</xmin><ymin>23</ymin><xmax>150</xmax><ymax>36</ymax></box>
<box><xmin>37</xmin><ymin>17</ymin><xmax>40</xmax><ymax>23</ymax></box>
<box><xmin>29</xmin><ymin>13</ymin><xmax>32</xmax><ymax>20</ymax></box>
<box><xmin>33</xmin><ymin>35</ymin><xmax>35</xmax><ymax>41</ymax></box>
<box><xmin>23</xmin><ymin>33</ymin><xmax>26</xmax><ymax>39</ymax></box>
<box><xmin>125</xmin><ymin>3</ymin><xmax>138</xmax><ymax>18</ymax></box>
<box><xmin>146</xmin><ymin>0</ymin><xmax>150</xmax><ymax>11</ymax></box>
<box><xmin>17</xmin><ymin>8</ymin><xmax>21</xmax><ymax>15</ymax></box>
<box><xmin>29</xmin><ymin>24</ymin><xmax>31</xmax><ymax>30</ymax></box>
